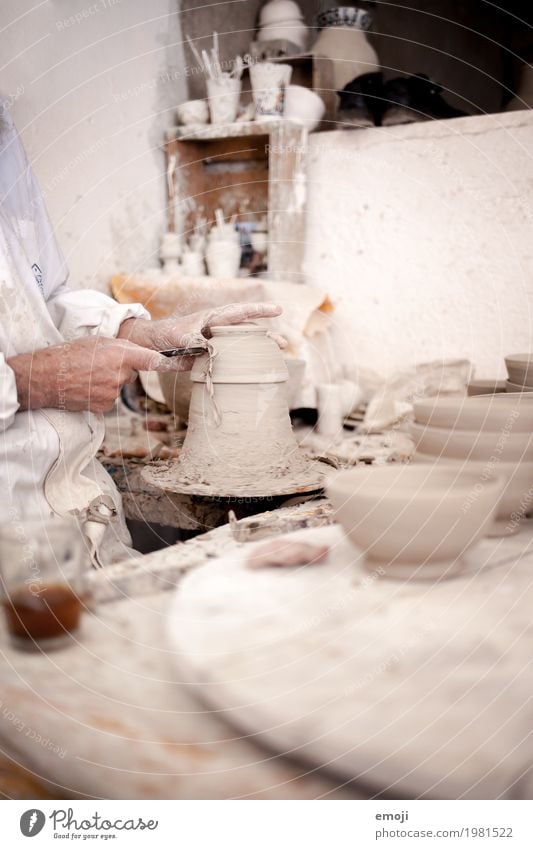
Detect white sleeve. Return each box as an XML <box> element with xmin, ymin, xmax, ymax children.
<box><xmin>46</xmin><ymin>286</ymin><xmax>151</xmax><ymax>341</ymax></box>
<box><xmin>0</xmin><ymin>353</ymin><xmax>20</xmax><ymax>430</ymax></box>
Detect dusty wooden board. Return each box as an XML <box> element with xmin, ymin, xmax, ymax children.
<box><xmin>168</xmin><ymin>523</ymin><xmax>533</xmax><ymax>800</ymax></box>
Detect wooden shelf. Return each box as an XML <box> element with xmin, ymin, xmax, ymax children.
<box><xmin>168</xmin><ymin>119</ymin><xmax>296</xmax><ymax>143</ymax></box>
<box><xmin>165</xmin><ymin>121</ymin><xmax>308</xmax><ymax>282</ymax></box>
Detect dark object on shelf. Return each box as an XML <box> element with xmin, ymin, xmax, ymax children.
<box><xmin>381</xmin><ymin>74</ymin><xmax>467</xmax><ymax>125</ymax></box>
<box><xmin>337</xmin><ymin>71</ymin><xmax>383</xmax><ymax>127</ymax></box>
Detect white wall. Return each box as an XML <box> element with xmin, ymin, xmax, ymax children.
<box><xmin>1</xmin><ymin>0</ymin><xmax>186</xmax><ymax>291</ymax></box>
<box><xmin>305</xmin><ymin>112</ymin><xmax>533</xmax><ymax>380</ymax></box>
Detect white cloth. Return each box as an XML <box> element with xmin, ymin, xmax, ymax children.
<box><xmin>0</xmin><ymin>108</ymin><xmax>148</xmax><ymax>564</ymax></box>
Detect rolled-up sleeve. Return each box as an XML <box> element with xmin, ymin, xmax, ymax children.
<box><xmin>46</xmin><ymin>287</ymin><xmax>150</xmax><ymax>341</ymax></box>
<box><xmin>0</xmin><ymin>353</ymin><xmax>20</xmax><ymax>430</ymax></box>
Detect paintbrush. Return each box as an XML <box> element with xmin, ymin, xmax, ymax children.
<box><xmin>185</xmin><ymin>33</ymin><xmax>204</xmax><ymax>72</ymax></box>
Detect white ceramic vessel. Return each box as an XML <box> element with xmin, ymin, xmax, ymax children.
<box><xmin>411</xmin><ymin>453</ymin><xmax>533</xmax><ymax>536</ymax></box>
<box><xmin>506</xmin><ymin>380</ymin><xmax>533</xmax><ymax>393</ymax></box>
<box><xmin>327</xmin><ymin>464</ymin><xmax>504</xmax><ymax>579</ymax></box>
<box><xmin>207</xmin><ymin>75</ymin><xmax>242</xmax><ymax>125</ymax></box>
<box><xmin>505</xmin><ymin>353</ymin><xmax>533</xmax><ymax>386</ymax></box>
<box><xmin>250</xmin><ymin>62</ymin><xmax>292</xmax><ymax>121</ymax></box>
<box><xmin>172</xmin><ymin>325</ymin><xmax>321</xmax><ymax>495</ymax></box>
<box><xmin>284</xmin><ymin>85</ymin><xmax>325</xmax><ymax>130</ymax></box>
<box><xmin>410</xmin><ymin>421</ymin><xmax>533</xmax><ymax>462</ymax></box>
<box><xmin>205</xmin><ymin>240</ymin><xmax>241</xmax><ymax>278</ymax></box>
<box><xmin>177</xmin><ymin>99</ymin><xmax>209</xmax><ymax>126</ymax></box>
<box><xmin>181</xmin><ymin>250</ymin><xmax>205</xmax><ymax>277</ymax></box>
<box><xmin>259</xmin><ymin>0</ymin><xmax>305</xmax><ymax>26</ymax></box>
<box><xmin>311</xmin><ymin>25</ymin><xmax>379</xmax><ymax>92</ymax></box>
<box><xmin>413</xmin><ymin>394</ymin><xmax>533</xmax><ymax>433</ymax></box>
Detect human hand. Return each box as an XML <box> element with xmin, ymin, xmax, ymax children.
<box><xmin>119</xmin><ymin>302</ymin><xmax>286</xmax><ymax>352</ymax></box>
<box><xmin>8</xmin><ymin>336</ymin><xmax>189</xmax><ymax>414</ymax></box>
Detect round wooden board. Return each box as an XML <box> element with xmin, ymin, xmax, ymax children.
<box><xmin>168</xmin><ymin>524</ymin><xmax>533</xmax><ymax>799</ymax></box>
<box><xmin>142</xmin><ymin>458</ymin><xmax>328</xmax><ymax>498</ymax></box>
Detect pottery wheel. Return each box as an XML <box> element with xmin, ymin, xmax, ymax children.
<box><xmin>168</xmin><ymin>524</ymin><xmax>533</xmax><ymax>799</ymax></box>
<box><xmin>142</xmin><ymin>457</ymin><xmax>327</xmax><ymax>498</ymax></box>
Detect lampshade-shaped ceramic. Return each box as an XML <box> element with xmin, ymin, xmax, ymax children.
<box><xmin>143</xmin><ymin>325</ymin><xmax>325</xmax><ymax>497</ymax></box>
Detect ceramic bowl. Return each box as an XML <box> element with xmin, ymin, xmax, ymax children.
<box><xmin>177</xmin><ymin>99</ymin><xmax>209</xmax><ymax>126</ymax></box>
<box><xmin>410</xmin><ymin>421</ymin><xmax>533</xmax><ymax>462</ymax></box>
<box><xmin>327</xmin><ymin>464</ymin><xmax>504</xmax><ymax>579</ymax></box>
<box><xmin>413</xmin><ymin>394</ymin><xmax>533</xmax><ymax>433</ymax></box>
<box><xmin>411</xmin><ymin>453</ymin><xmax>533</xmax><ymax>536</ymax></box>
<box><xmin>506</xmin><ymin>380</ymin><xmax>533</xmax><ymax>393</ymax></box>
<box><xmin>259</xmin><ymin>0</ymin><xmax>304</xmax><ymax>26</ymax></box>
<box><xmin>467</xmin><ymin>379</ymin><xmax>507</xmax><ymax>396</ymax></box>
<box><xmin>284</xmin><ymin>85</ymin><xmax>325</xmax><ymax>130</ymax></box>
<box><xmin>505</xmin><ymin>353</ymin><xmax>533</xmax><ymax>387</ymax></box>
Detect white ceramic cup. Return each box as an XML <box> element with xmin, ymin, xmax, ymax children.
<box><xmin>250</xmin><ymin>62</ymin><xmax>292</xmax><ymax>121</ymax></box>
<box><xmin>206</xmin><ymin>240</ymin><xmax>241</xmax><ymax>278</ymax></box>
<box><xmin>316</xmin><ymin>383</ymin><xmax>345</xmax><ymax>438</ymax></box>
<box><xmin>181</xmin><ymin>250</ymin><xmax>205</xmax><ymax>277</ymax></box>
<box><xmin>207</xmin><ymin>75</ymin><xmax>242</xmax><ymax>125</ymax></box>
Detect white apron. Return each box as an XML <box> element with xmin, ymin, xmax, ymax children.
<box><xmin>0</xmin><ymin>107</ymin><xmax>148</xmax><ymax>566</ymax></box>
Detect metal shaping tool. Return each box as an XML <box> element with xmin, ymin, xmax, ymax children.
<box><xmin>159</xmin><ymin>347</ymin><xmax>206</xmax><ymax>358</ymax></box>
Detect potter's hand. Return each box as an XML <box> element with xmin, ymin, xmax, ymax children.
<box><xmin>8</xmin><ymin>336</ymin><xmax>189</xmax><ymax>414</ymax></box>
<box><xmin>119</xmin><ymin>302</ymin><xmax>286</xmax><ymax>352</ymax></box>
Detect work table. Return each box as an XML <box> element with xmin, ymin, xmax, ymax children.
<box><xmin>2</xmin><ymin>505</ymin><xmax>533</xmax><ymax>800</ymax></box>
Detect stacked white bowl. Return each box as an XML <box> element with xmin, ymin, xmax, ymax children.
<box><xmin>505</xmin><ymin>353</ymin><xmax>533</xmax><ymax>393</ymax></box>
<box><xmin>409</xmin><ymin>393</ymin><xmax>533</xmax><ymax>537</ymax></box>
<box><xmin>327</xmin><ymin>463</ymin><xmax>505</xmax><ymax>581</ymax></box>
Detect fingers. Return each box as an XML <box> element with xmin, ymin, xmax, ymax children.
<box><xmin>119</xmin><ymin>341</ymin><xmax>185</xmax><ymax>373</ymax></box>
<box><xmin>266</xmin><ymin>330</ymin><xmax>288</xmax><ymax>349</ymax></box>
<box><xmin>202</xmin><ymin>302</ymin><xmax>282</xmax><ymax>336</ymax></box>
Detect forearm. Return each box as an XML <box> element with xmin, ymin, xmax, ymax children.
<box><xmin>7</xmin><ymin>350</ymin><xmax>56</xmax><ymax>410</ymax></box>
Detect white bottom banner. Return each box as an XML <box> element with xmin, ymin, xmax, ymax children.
<box><xmin>2</xmin><ymin>800</ymin><xmax>533</xmax><ymax>848</ymax></box>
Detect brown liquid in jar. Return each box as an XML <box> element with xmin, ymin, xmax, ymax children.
<box><xmin>2</xmin><ymin>584</ymin><xmax>84</xmax><ymax>641</ymax></box>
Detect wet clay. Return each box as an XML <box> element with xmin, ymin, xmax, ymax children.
<box><xmin>143</xmin><ymin>325</ymin><xmax>325</xmax><ymax>498</ymax></box>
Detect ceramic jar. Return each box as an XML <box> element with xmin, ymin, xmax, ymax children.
<box><xmin>250</xmin><ymin>62</ymin><xmax>293</xmax><ymax>121</ymax></box>
<box><xmin>311</xmin><ymin>5</ymin><xmax>379</xmax><ymax>92</ymax></box>
<box><xmin>206</xmin><ymin>75</ymin><xmax>242</xmax><ymax>125</ymax></box>
<box><xmin>205</xmin><ymin>240</ymin><xmax>241</xmax><ymax>278</ymax></box>
<box><xmin>177</xmin><ymin>326</ymin><xmax>297</xmax><ymax>489</ymax></box>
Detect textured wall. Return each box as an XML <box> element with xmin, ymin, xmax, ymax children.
<box><xmin>1</xmin><ymin>0</ymin><xmax>187</xmax><ymax>291</ymax></box>
<box><xmin>305</xmin><ymin>111</ymin><xmax>533</xmax><ymax>379</ymax></box>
